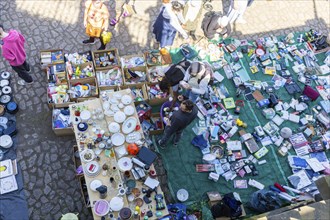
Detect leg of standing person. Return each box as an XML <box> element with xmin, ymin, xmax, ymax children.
<box><xmin>172</xmin><ymin>129</ymin><xmax>183</xmax><ymax>147</ymax></box>
<box><xmin>235</xmin><ymin>0</ymin><xmax>248</xmax><ymax>23</ymax></box>
<box><xmin>11</xmin><ymin>62</ymin><xmax>33</xmax><ymax>85</ymax></box>
<box><xmin>83</xmin><ymin>36</ymin><xmax>96</xmax><ymax>44</ymax></box>
<box><xmin>158</xmin><ymin>125</ymin><xmax>176</xmax><ymax>149</ymax></box>
<box><xmin>22</xmin><ymin>60</ymin><xmax>31</xmax><ymax>73</ymax></box>
<box><xmin>98</xmin><ymin>37</ymin><xmax>106</xmax><ymax>50</ymax></box>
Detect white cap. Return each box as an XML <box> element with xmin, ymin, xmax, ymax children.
<box><xmin>218</xmin><ymin>16</ymin><xmax>229</xmax><ymax>28</ymax></box>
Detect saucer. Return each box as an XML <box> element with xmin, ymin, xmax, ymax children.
<box><xmin>108</xmin><ymin>122</ymin><xmax>120</xmax><ymax>133</ymax></box>
<box><xmin>111</xmin><ymin>133</ymin><xmax>125</xmax><ymax>146</ymax></box>
<box><xmin>123</xmin><ymin>105</ymin><xmax>135</xmax><ymax>116</ymax></box>
<box><xmin>90</xmin><ymin>179</ymin><xmax>103</xmax><ymax>192</ymax></box>
<box><xmin>121</xmin><ymin>95</ymin><xmax>132</xmax><ymax>105</ymax></box>
<box><xmin>114</xmin><ymin>111</ymin><xmax>126</xmax><ymax>123</ymax></box>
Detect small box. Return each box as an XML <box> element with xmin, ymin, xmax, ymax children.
<box><xmin>69</xmin><ymin>77</ymin><xmax>99</xmax><ymax>102</ymax></box>
<box><xmin>148</xmin><ymin>113</ymin><xmax>164</xmax><ymax>135</ymax></box>
<box><xmin>52</xmin><ymin>107</ymin><xmax>74</xmax><ymax>136</ymax></box>
<box><xmin>209</xmin><ymin>172</ymin><xmax>220</xmax><ymax>182</ymax></box>
<box><xmin>135</xmin><ymin>101</ymin><xmax>152</xmax><ymax>121</ymax></box>
<box><xmin>92</xmin><ymin>48</ymin><xmax>120</xmax><ymax>70</ymax></box>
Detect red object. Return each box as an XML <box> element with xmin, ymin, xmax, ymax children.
<box><xmin>127</xmin><ymin>143</ymin><xmax>140</xmax><ymax>155</ymax></box>
<box><xmin>274</xmin><ymin>183</ymin><xmax>286</xmax><ymax>192</ymax></box>
<box><xmin>97</xmin><ymin>134</ymin><xmax>102</xmax><ymax>138</ymax></box>
<box><xmin>135</xmin><ymin>125</ymin><xmax>141</xmax><ymax>131</ymax></box>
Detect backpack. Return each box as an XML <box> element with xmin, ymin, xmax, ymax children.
<box><xmin>211</xmin><ymin>195</ymin><xmax>242</xmax><ymax>218</ymax></box>
<box><xmin>248</xmin><ymin>189</ymin><xmax>283</xmax><ymax>213</ymax></box>
<box><xmin>165</xmin><ymin>60</ymin><xmax>191</xmax><ymax>86</ymax></box>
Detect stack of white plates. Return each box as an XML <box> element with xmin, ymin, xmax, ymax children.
<box><xmin>125</xmin><ymin>132</ymin><xmax>142</xmax><ymax>144</ymax></box>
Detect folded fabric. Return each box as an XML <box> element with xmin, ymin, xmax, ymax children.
<box><xmin>191</xmin><ymin>134</ymin><xmax>208</xmax><ymax>150</ymax></box>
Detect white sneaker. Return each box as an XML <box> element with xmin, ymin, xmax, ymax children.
<box><xmin>18</xmin><ymin>79</ymin><xmax>33</xmax><ymax>86</ymax></box>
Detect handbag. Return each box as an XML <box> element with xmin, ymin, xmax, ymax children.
<box><xmin>122</xmin><ymin>1</ymin><xmax>136</xmax><ymax>17</ymax></box>
<box><xmin>101</xmin><ymin>31</ymin><xmax>112</xmax><ymax>44</ymax></box>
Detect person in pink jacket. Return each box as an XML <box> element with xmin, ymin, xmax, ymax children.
<box><xmin>0</xmin><ymin>24</ymin><xmax>33</xmax><ymax>85</ymax></box>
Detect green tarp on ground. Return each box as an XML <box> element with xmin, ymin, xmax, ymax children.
<box><xmin>154</xmin><ymin>35</ymin><xmax>330</xmax><ymax>217</ymax></box>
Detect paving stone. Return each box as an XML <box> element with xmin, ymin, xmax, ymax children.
<box><xmin>43</xmin><ymin>185</ymin><xmax>51</xmax><ymax>196</ymax></box>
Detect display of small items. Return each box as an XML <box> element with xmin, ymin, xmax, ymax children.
<box><xmin>66</xmin><ymin>63</ymin><xmax>94</xmax><ymax>80</ymax></box>
<box><xmin>147</xmin><ymin>66</ymin><xmax>168</xmax><ymax>83</ymax></box>
<box><xmin>40</xmin><ymin>50</ymin><xmax>64</xmax><ymax>65</ymax></box>
<box><xmin>94</xmin><ymin>51</ymin><xmax>118</xmax><ymax>68</ymax></box>
<box><xmin>48</xmin><ymin>85</ymin><xmax>70</xmax><ymax>104</ymax></box>
<box><xmin>70</xmin><ymin>83</ymin><xmax>97</xmax><ymax>98</ymax></box>
<box><xmin>47</xmin><ymin>63</ymin><xmax>67</xmax><ymax>85</ymax></box>
<box><xmin>124</xmin><ymin>69</ymin><xmax>146</xmax><ymax>84</ymax></box>
<box><xmin>96</xmin><ymin>68</ymin><xmax>123</xmax><ymax>86</ymax></box>
<box><xmin>148</xmin><ymin>84</ymin><xmax>168</xmax><ymax>99</ymax></box>
<box><xmin>65</xmin><ymin>52</ymin><xmax>92</xmax><ymax>65</ymax></box>
<box><xmin>121</xmin><ymin>56</ymin><xmax>145</xmax><ymax>68</ymax></box>
<box><xmin>53</xmin><ymin>108</ymin><xmax>72</xmax><ymax>129</ymax></box>
<box><xmin>130</xmin><ymin>87</ymin><xmax>145</xmax><ymax>102</ymax></box>
<box><xmin>146</xmin><ymin>50</ymin><xmax>162</xmax><ymax>66</ymax></box>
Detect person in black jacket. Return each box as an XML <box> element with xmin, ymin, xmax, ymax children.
<box><xmin>159</xmin><ymin>60</ymin><xmax>191</xmax><ymax>108</ymax></box>
<box><xmin>158</xmin><ymin>99</ymin><xmax>198</xmax><ymax>148</ymax></box>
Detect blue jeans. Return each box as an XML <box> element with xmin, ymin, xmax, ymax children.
<box><xmin>184</xmin><ymin>90</ymin><xmax>199</xmax><ymax>102</ymax></box>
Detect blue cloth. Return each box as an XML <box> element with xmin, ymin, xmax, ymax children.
<box><xmin>191</xmin><ymin>135</ymin><xmax>208</xmax><ymax>150</ymax></box>
<box><xmin>153</xmin><ymin>7</ymin><xmax>177</xmax><ymax>48</ymax></box>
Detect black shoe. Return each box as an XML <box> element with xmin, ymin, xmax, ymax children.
<box><xmin>98</xmin><ymin>46</ymin><xmax>106</xmax><ymax>50</ymax></box>
<box><xmin>157</xmin><ymin>140</ymin><xmax>166</xmax><ymax>150</ymax></box>
<box><xmin>26</xmin><ymin>63</ymin><xmax>31</xmax><ymax>73</ymax></box>
<box><xmin>82</xmin><ymin>39</ymin><xmax>96</xmax><ymax>45</ymax></box>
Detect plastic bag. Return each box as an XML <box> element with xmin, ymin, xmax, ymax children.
<box><xmin>101</xmin><ymin>31</ymin><xmax>112</xmax><ymax>44</ymax></box>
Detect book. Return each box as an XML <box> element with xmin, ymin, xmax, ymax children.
<box><xmin>0</xmin><ymin>175</ymin><xmax>18</xmax><ymax>194</ymax></box>
<box><xmin>264</xmin><ymin>66</ymin><xmax>276</xmax><ymax>75</ymax></box>
<box><xmin>234</xmin><ymin>180</ymin><xmax>248</xmax><ymax>189</ymax></box>
<box><xmin>0</xmin><ymin>159</ymin><xmax>13</xmax><ymax>179</ymax></box>
<box><xmin>223</xmin><ymin>97</ymin><xmax>235</xmax><ymax>109</ymax></box>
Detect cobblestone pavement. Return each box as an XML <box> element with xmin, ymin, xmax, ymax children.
<box><xmin>0</xmin><ymin>0</ymin><xmax>329</xmax><ymax>219</ymax></box>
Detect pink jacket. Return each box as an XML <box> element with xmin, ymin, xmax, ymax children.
<box><xmin>1</xmin><ymin>30</ymin><xmax>27</xmax><ymax>66</ymax></box>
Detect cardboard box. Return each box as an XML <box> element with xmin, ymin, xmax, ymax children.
<box><xmin>148</xmin><ymin>113</ymin><xmax>164</xmax><ymax>135</ymax></box>
<box><xmin>47</xmin><ymin>84</ymin><xmax>74</xmax><ymax>109</ymax></box>
<box><xmin>135</xmin><ymin>101</ymin><xmax>152</xmax><ymax>121</ymax></box>
<box><xmin>92</xmin><ymin>48</ymin><xmax>120</xmax><ymax>71</ymax></box>
<box><xmin>146</xmin><ymin>65</ymin><xmax>170</xmax><ymax>84</ymax></box>
<box><xmin>52</xmin><ymin>107</ymin><xmax>74</xmax><ymax>136</ymax></box>
<box><xmin>69</xmin><ymin>77</ymin><xmax>99</xmax><ymax>102</ymax></box>
<box><xmin>78</xmin><ymin>176</ymin><xmax>91</xmax><ymax>208</ymax></box>
<box><xmin>72</xmin><ymin>145</ymin><xmax>83</xmax><ymax>177</ymax></box>
<box><xmin>120</xmin><ymin>54</ymin><xmax>146</xmax><ymax>70</ymax></box>
<box><xmin>123</xmin><ymin>67</ymin><xmax>147</xmax><ymax>87</ymax></box>
<box><xmin>96</xmin><ymin>67</ymin><xmax>124</xmax><ymax>91</ymax></box>
<box><xmin>315</xmin><ymin>175</ymin><xmax>330</xmax><ymax>200</ymax></box>
<box><xmin>146</xmin><ymin>83</ymin><xmax>172</xmax><ymax>106</ymax></box>
<box><xmin>119</xmin><ymin>83</ymin><xmax>149</xmax><ymax>104</ymax></box>
<box><xmin>40</xmin><ymin>49</ymin><xmax>64</xmax><ymax>69</ymax></box>
<box><xmin>67</xmin><ymin>62</ymin><xmax>95</xmax><ymax>84</ymax></box>
<box><xmin>46</xmin><ymin>63</ymin><xmax>68</xmax><ymax>86</ymax></box>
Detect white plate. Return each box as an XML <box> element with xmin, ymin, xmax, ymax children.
<box><xmin>124</xmin><ymin>105</ymin><xmax>135</xmax><ymax>116</ymax></box>
<box><xmin>117</xmin><ymin>157</ymin><xmax>133</xmax><ymax>172</ymax></box>
<box><xmin>102</xmin><ymin>101</ymin><xmax>110</xmax><ymax>110</ymax></box>
<box><xmin>110</xmin><ymin>98</ymin><xmax>119</xmax><ymax>104</ymax></box>
<box><xmin>111</xmin><ymin>133</ymin><xmax>125</xmax><ymax>146</ymax></box>
<box><xmin>109</xmin><ymin>197</ymin><xmax>124</xmax><ymax>211</ymax></box>
<box><xmin>90</xmin><ymin>179</ymin><xmax>103</xmax><ymax>192</ymax></box>
<box><xmin>125</xmin><ymin>132</ymin><xmax>142</xmax><ymax>144</ymax></box>
<box><xmin>104</xmin><ymin>110</ymin><xmax>114</xmax><ymax>117</ymax></box>
<box><xmin>111</xmin><ymin>104</ymin><xmax>120</xmax><ymax>112</ymax></box>
<box><xmin>94</xmin><ymin>199</ymin><xmax>110</xmax><ymax>216</ymax></box>
<box><xmin>80</xmin><ymin>110</ymin><xmax>91</xmax><ymax>122</ymax></box>
<box><xmin>80</xmin><ymin>149</ymin><xmax>95</xmax><ymax>163</ymax></box>
<box><xmin>121</xmin><ymin>95</ymin><xmax>132</xmax><ymax>105</ymax></box>
<box><xmin>85</xmin><ymin>161</ymin><xmax>100</xmax><ymax>176</ymax></box>
<box><xmin>122</xmin><ymin>117</ymin><xmax>137</xmax><ymax>134</ymax></box>
<box><xmin>177</xmin><ymin>189</ymin><xmax>189</xmax><ymax>202</ymax></box>
<box><xmin>108</xmin><ymin>122</ymin><xmax>120</xmax><ymax>133</ymax></box>
<box><xmin>114</xmin><ymin>111</ymin><xmax>126</xmax><ymax>123</ymax></box>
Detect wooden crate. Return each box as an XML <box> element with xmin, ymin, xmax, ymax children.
<box><xmin>67</xmin><ymin>62</ymin><xmax>95</xmax><ymax>84</ymax></box>
<box><xmin>146</xmin><ymin>82</ymin><xmax>172</xmax><ymax>106</ymax></box>
<box><xmin>40</xmin><ymin>49</ymin><xmax>64</xmax><ymax>70</ymax></box>
<box><xmin>146</xmin><ymin>65</ymin><xmax>169</xmax><ymax>84</ymax></box>
<box><xmin>47</xmin><ymin>85</ymin><xmax>74</xmax><ymax>109</ymax></box>
<box><xmin>148</xmin><ymin>113</ymin><xmax>164</xmax><ymax>135</ymax></box>
<box><xmin>95</xmin><ymin>67</ymin><xmax>124</xmax><ymax>91</ymax></box>
<box><xmin>69</xmin><ymin>77</ymin><xmax>99</xmax><ymax>102</ymax></box>
<box><xmin>92</xmin><ymin>48</ymin><xmax>120</xmax><ymax>71</ymax></box>
<box><xmin>52</xmin><ymin>107</ymin><xmax>74</xmax><ymax>136</ymax></box>
<box><xmin>120</xmin><ymin>54</ymin><xmax>146</xmax><ymax>70</ymax></box>
<box><xmin>78</xmin><ymin>176</ymin><xmax>91</xmax><ymax>208</ymax></box>
<box><xmin>123</xmin><ymin>67</ymin><xmax>148</xmax><ymax>87</ymax></box>
<box><xmin>46</xmin><ymin>63</ymin><xmax>68</xmax><ymax>86</ymax></box>
<box><xmin>72</xmin><ymin>145</ymin><xmax>83</xmax><ymax>178</ymax></box>
<box><xmin>119</xmin><ymin>83</ymin><xmax>148</xmax><ymax>104</ymax></box>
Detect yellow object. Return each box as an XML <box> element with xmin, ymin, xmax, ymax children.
<box><xmin>101</xmin><ymin>31</ymin><xmax>112</xmax><ymax>44</ymax></box>
<box><xmin>135</xmin><ymin>206</ymin><xmax>140</xmax><ymax>214</ymax></box>
<box><xmin>236</xmin><ymin>119</ymin><xmax>247</xmax><ymax>128</ymax></box>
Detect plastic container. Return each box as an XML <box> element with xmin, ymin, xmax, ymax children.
<box><xmin>160</xmin><ymin>101</ymin><xmax>179</xmax><ymax>125</ymax></box>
